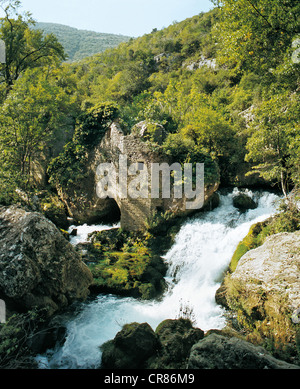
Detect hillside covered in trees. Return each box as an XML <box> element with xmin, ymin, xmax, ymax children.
<box><xmin>33</xmin><ymin>22</ymin><xmax>132</xmax><ymax>62</ymax></box>
<box><xmin>0</xmin><ymin>0</ymin><xmax>299</xmax><ymax>207</ymax></box>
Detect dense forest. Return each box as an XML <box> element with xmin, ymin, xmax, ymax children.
<box><xmin>33</xmin><ymin>22</ymin><xmax>131</xmax><ymax>62</ymax></box>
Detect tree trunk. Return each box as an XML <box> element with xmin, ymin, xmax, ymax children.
<box><xmin>281</xmin><ymin>169</ymin><xmax>288</xmax><ymax>197</ymax></box>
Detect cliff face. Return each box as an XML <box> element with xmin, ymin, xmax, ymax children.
<box><xmin>58</xmin><ymin>122</ymin><xmax>219</xmax><ymax>231</ymax></box>
<box><xmin>0</xmin><ymin>206</ymin><xmax>93</xmax><ymax>316</ymax></box>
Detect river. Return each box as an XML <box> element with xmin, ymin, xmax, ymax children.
<box><xmin>36</xmin><ymin>188</ymin><xmax>280</xmax><ymax>369</ymax></box>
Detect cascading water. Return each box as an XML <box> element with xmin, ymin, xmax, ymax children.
<box><xmin>37</xmin><ymin>188</ymin><xmax>280</xmax><ymax>369</ymax></box>
<box><xmin>67</xmin><ymin>222</ymin><xmax>120</xmax><ymax>245</ymax></box>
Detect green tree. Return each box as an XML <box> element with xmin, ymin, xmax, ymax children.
<box><xmin>245</xmin><ymin>93</ymin><xmax>300</xmax><ymax>195</ymax></box>
<box><xmin>213</xmin><ymin>0</ymin><xmax>300</xmax><ymax>73</ymax></box>
<box><xmin>181</xmin><ymin>104</ymin><xmax>234</xmax><ymax>156</ymax></box>
<box><xmin>0</xmin><ymin>0</ymin><xmax>65</xmax><ymax>96</ymax></box>
<box><xmin>0</xmin><ymin>67</ymin><xmax>75</xmax><ymax>183</ymax></box>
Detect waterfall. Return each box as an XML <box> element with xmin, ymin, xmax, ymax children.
<box><xmin>67</xmin><ymin>222</ymin><xmax>120</xmax><ymax>245</ymax></box>
<box><xmin>37</xmin><ymin>188</ymin><xmax>280</xmax><ymax>369</ymax></box>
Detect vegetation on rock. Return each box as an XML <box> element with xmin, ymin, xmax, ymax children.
<box><xmin>229</xmin><ymin>196</ymin><xmax>300</xmax><ymax>273</ymax></box>
<box><xmin>48</xmin><ymin>101</ymin><xmax>118</xmax><ymax>189</ymax></box>
<box><xmin>220</xmin><ymin>228</ymin><xmax>300</xmax><ymax>365</ymax></box>
<box><xmin>0</xmin><ymin>310</ymin><xmax>42</xmax><ymax>369</ymax></box>
<box><xmin>101</xmin><ymin>318</ymin><xmax>204</xmax><ymax>369</ymax></box>
<box><xmin>84</xmin><ymin>229</ymin><xmax>167</xmax><ymax>299</ymax></box>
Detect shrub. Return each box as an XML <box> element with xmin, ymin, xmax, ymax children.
<box><xmin>0</xmin><ymin>310</ymin><xmax>45</xmax><ymax>369</ymax></box>
<box><xmin>48</xmin><ymin>102</ymin><xmax>118</xmax><ymax>188</ymax></box>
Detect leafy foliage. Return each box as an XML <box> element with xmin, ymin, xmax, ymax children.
<box><xmin>0</xmin><ymin>68</ymin><xmax>75</xmax><ymax>179</ymax></box>
<box><xmin>48</xmin><ymin>102</ymin><xmax>118</xmax><ymax>188</ymax></box>
<box><xmin>0</xmin><ymin>1</ymin><xmax>65</xmax><ymax>96</ymax></box>
<box><xmin>0</xmin><ymin>309</ymin><xmax>45</xmax><ymax>369</ymax></box>
<box><xmin>245</xmin><ymin>93</ymin><xmax>300</xmax><ymax>194</ymax></box>
<box><xmin>212</xmin><ymin>0</ymin><xmax>300</xmax><ymax>74</ymax></box>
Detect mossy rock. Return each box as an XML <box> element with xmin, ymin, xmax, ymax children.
<box><xmin>233</xmin><ymin>193</ymin><xmax>257</xmax><ymax>212</ymax></box>
<box><xmin>101</xmin><ymin>322</ymin><xmax>159</xmax><ymax>369</ymax></box>
<box><xmin>149</xmin><ymin>319</ymin><xmax>204</xmax><ymax>369</ymax></box>
<box><xmin>41</xmin><ymin>195</ymin><xmax>69</xmax><ymax>230</ymax></box>
<box><xmin>229</xmin><ymin>220</ymin><xmax>268</xmax><ymax>273</ymax></box>
<box><xmin>138</xmin><ymin>283</ymin><xmax>157</xmax><ymax>300</ymax></box>
<box><xmin>216</xmin><ymin>219</ymin><xmax>269</xmax><ymax>308</ymax></box>
<box><xmin>132</xmin><ymin>121</ymin><xmax>167</xmax><ymax>145</ymax></box>
<box><xmin>101</xmin><ymin>319</ymin><xmax>205</xmax><ymax>370</ymax></box>
<box><xmin>89</xmin><ymin>252</ymin><xmax>166</xmax><ymax>299</ymax></box>
<box><xmin>87</xmin><ymin>229</ymin><xmax>167</xmax><ymax>299</ymax></box>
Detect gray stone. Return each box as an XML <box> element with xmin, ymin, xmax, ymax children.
<box><xmin>188</xmin><ymin>333</ymin><xmax>300</xmax><ymax>369</ymax></box>
<box><xmin>101</xmin><ymin>322</ymin><xmax>159</xmax><ymax>369</ymax></box>
<box><xmin>233</xmin><ymin>192</ymin><xmax>257</xmax><ymax>211</ymax></box>
<box><xmin>58</xmin><ymin>122</ymin><xmax>219</xmax><ymax>231</ymax></box>
<box><xmin>230</xmin><ymin>231</ymin><xmax>300</xmax><ymax>312</ymax></box>
<box><xmin>0</xmin><ymin>206</ymin><xmax>93</xmax><ymax>316</ymax></box>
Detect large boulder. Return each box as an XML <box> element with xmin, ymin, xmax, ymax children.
<box><xmin>232</xmin><ymin>192</ymin><xmax>257</xmax><ymax>211</ymax></box>
<box><xmin>228</xmin><ymin>231</ymin><xmax>300</xmax><ymax>314</ymax></box>
<box><xmin>100</xmin><ymin>318</ymin><xmax>204</xmax><ymax>369</ymax></box>
<box><xmin>188</xmin><ymin>333</ymin><xmax>300</xmax><ymax>369</ymax></box>
<box><xmin>0</xmin><ymin>206</ymin><xmax>93</xmax><ymax>316</ymax></box>
<box><xmin>101</xmin><ymin>322</ymin><xmax>159</xmax><ymax>369</ymax></box>
<box><xmin>150</xmin><ymin>319</ymin><xmax>204</xmax><ymax>369</ymax></box>
<box><xmin>222</xmin><ymin>231</ymin><xmax>300</xmax><ymax>361</ymax></box>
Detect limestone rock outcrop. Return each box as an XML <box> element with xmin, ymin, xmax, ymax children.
<box><xmin>0</xmin><ymin>206</ymin><xmax>93</xmax><ymax>316</ymax></box>
<box><xmin>57</xmin><ymin>122</ymin><xmax>219</xmax><ymax>231</ymax></box>
<box><xmin>228</xmin><ymin>231</ymin><xmax>300</xmax><ymax>313</ymax></box>
<box><xmin>218</xmin><ymin>231</ymin><xmax>300</xmax><ymax>360</ymax></box>
<box><xmin>188</xmin><ymin>333</ymin><xmax>299</xmax><ymax>369</ymax></box>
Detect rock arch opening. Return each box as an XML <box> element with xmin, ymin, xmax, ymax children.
<box><xmin>99</xmin><ymin>198</ymin><xmax>121</xmax><ymax>225</ymax></box>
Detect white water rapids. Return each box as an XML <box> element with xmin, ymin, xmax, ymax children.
<box><xmin>37</xmin><ymin>188</ymin><xmax>280</xmax><ymax>369</ymax></box>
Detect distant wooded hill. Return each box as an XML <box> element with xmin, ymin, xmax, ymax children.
<box><xmin>33</xmin><ymin>22</ymin><xmax>132</xmax><ymax>62</ymax></box>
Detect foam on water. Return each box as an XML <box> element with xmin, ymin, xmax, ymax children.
<box><xmin>68</xmin><ymin>222</ymin><xmax>120</xmax><ymax>245</ymax></box>
<box><xmin>37</xmin><ymin>189</ymin><xmax>281</xmax><ymax>369</ymax></box>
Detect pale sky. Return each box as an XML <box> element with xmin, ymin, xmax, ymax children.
<box><xmin>1</xmin><ymin>0</ymin><xmax>214</xmax><ymax>37</ymax></box>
